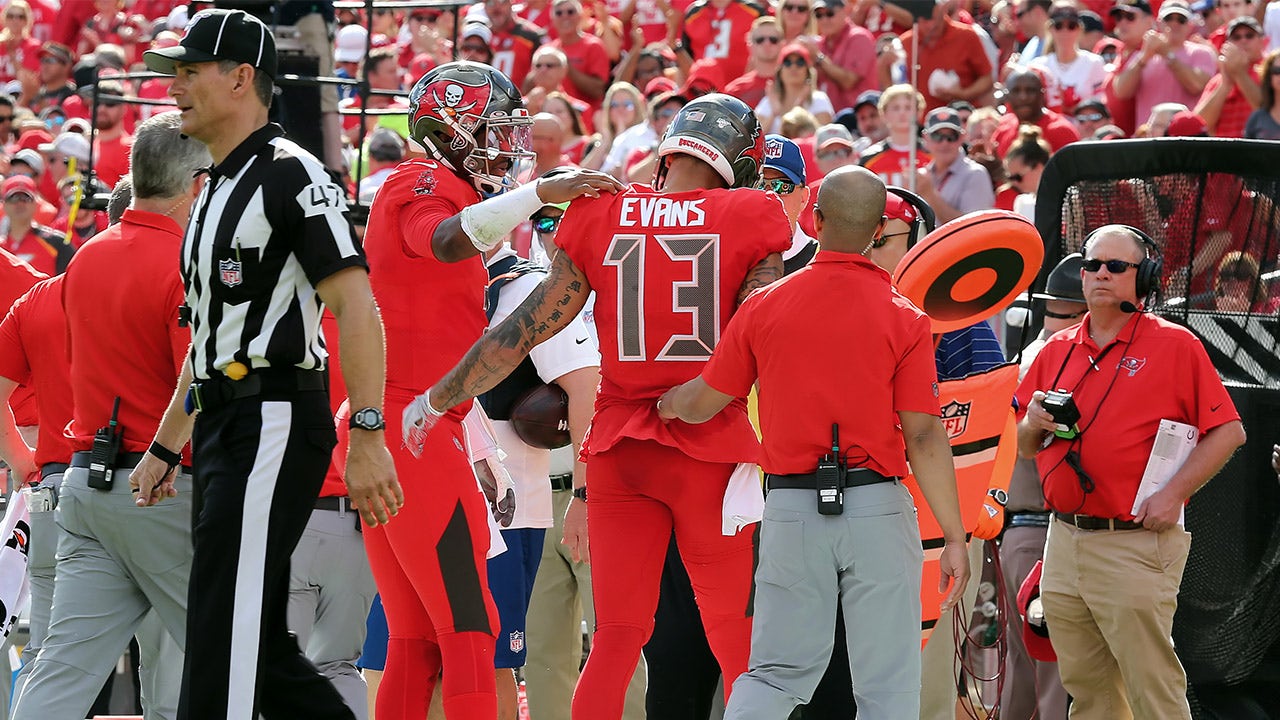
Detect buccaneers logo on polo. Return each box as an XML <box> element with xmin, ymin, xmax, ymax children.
<box><xmin>414</xmin><ymin>78</ymin><xmax>494</xmax><ymax>151</ymax></box>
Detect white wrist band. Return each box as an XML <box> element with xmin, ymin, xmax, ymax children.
<box><xmin>460</xmin><ymin>180</ymin><xmax>546</xmax><ymax>253</ymax></box>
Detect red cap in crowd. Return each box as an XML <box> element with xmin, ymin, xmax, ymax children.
<box><xmin>2</xmin><ymin>174</ymin><xmax>38</xmax><ymax>200</ymax></box>
<box><xmin>779</xmin><ymin>42</ymin><xmax>811</xmax><ymax>66</ymax></box>
<box><xmin>1166</xmin><ymin>110</ymin><xmax>1208</xmax><ymax>137</ymax></box>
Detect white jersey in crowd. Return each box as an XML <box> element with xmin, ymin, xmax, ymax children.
<box><xmin>1030</xmin><ymin>51</ymin><xmax>1106</xmax><ymax>113</ymax></box>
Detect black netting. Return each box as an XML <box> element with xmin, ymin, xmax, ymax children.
<box><xmin>1032</xmin><ymin>139</ymin><xmax>1280</xmax><ymax>713</ymax></box>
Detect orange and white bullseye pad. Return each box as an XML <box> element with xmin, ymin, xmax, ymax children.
<box><xmin>893</xmin><ymin>210</ymin><xmax>1045</xmax><ymax>334</ymax></box>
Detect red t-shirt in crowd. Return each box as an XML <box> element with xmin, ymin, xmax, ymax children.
<box><xmin>682</xmin><ymin>0</ymin><xmax>765</xmax><ymax>82</ymax></box>
<box><xmin>901</xmin><ymin>18</ymin><xmax>993</xmax><ymax>111</ymax></box>
<box><xmin>556</xmin><ymin>183</ymin><xmax>792</xmax><ymax>463</ymax></box>
<box><xmin>0</xmin><ymin>275</ymin><xmax>73</xmax><ymax>466</ymax></box>
<box><xmin>992</xmin><ymin>109</ymin><xmax>1081</xmax><ymax>157</ymax></box>
<box><xmin>1</xmin><ymin>224</ymin><xmax>73</xmax><ymax>277</ymax></box>
<box><xmin>554</xmin><ymin>32</ymin><xmax>611</xmax><ymax>112</ymax></box>
<box><xmin>363</xmin><ymin>158</ymin><xmax>487</xmax><ymax>413</ymax></box>
<box><xmin>819</xmin><ymin>21</ymin><xmax>878</xmax><ymax>114</ymax></box>
<box><xmin>723</xmin><ymin>70</ymin><xmax>770</xmax><ymax>109</ymax></box>
<box><xmin>1015</xmin><ymin>312</ymin><xmax>1239</xmax><ymax>519</ymax></box>
<box><xmin>704</xmin><ymin>250</ymin><xmax>940</xmax><ymax>476</ymax></box>
<box><xmin>859</xmin><ymin>139</ymin><xmax>931</xmax><ymax>188</ymax></box>
<box><xmin>0</xmin><ymin>37</ymin><xmax>41</xmax><ymax>85</ymax></box>
<box><xmin>136</xmin><ymin>78</ymin><xmax>174</xmax><ymax>123</ymax></box>
<box><xmin>491</xmin><ymin>19</ymin><xmax>545</xmax><ymax>92</ymax></box>
<box><xmin>26</xmin><ymin>0</ymin><xmax>57</xmax><ymax>42</ymax></box>
<box><xmin>94</xmin><ymin>133</ymin><xmax>134</xmax><ymax>190</ymax></box>
<box><xmin>0</xmin><ymin>247</ymin><xmax>46</xmax><ymax>428</ymax></box>
<box><xmin>63</xmin><ymin>209</ymin><xmax>191</xmax><ymax>459</ymax></box>
<box><xmin>1199</xmin><ymin>66</ymin><xmax>1260</xmax><ymax>139</ymax></box>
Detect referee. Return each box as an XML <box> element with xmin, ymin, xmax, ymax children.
<box><xmin>132</xmin><ymin>9</ymin><xmax>401</xmax><ymax>720</ymax></box>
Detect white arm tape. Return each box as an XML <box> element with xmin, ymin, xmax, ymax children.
<box><xmin>460</xmin><ymin>180</ymin><xmax>546</xmax><ymax>253</ymax></box>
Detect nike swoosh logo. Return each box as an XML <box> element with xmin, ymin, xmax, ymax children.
<box><xmin>1211</xmin><ymin>403</ymin><xmax>1222</xmax><ymax>412</ymax></box>
<box><xmin>575</xmin><ymin>337</ymin><xmax>589</xmax><ymax>344</ymax></box>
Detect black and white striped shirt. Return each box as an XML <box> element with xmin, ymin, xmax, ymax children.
<box><xmin>181</xmin><ymin>124</ymin><xmax>365</xmax><ymax>381</ymax></box>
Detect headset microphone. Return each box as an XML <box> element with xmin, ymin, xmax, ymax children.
<box><xmin>1119</xmin><ymin>301</ymin><xmax>1142</xmax><ymax>313</ymax></box>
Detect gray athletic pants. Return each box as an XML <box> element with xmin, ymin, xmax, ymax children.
<box><xmin>287</xmin><ymin>502</ymin><xmax>376</xmax><ymax>720</ymax></box>
<box><xmin>725</xmin><ymin>480</ymin><xmax>924</xmax><ymax>720</ymax></box>
<box><xmin>10</xmin><ymin>465</ymin><xmax>191</xmax><ymax>720</ymax></box>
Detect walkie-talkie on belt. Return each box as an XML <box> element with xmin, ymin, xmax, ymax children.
<box><xmin>816</xmin><ymin>423</ymin><xmax>844</xmax><ymax>516</ymax></box>
<box><xmin>87</xmin><ymin>396</ymin><xmax>122</xmax><ymax>490</ymax></box>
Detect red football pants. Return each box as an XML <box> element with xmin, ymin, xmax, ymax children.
<box><xmin>362</xmin><ymin>402</ymin><xmax>499</xmax><ymax>720</ymax></box>
<box><xmin>571</xmin><ymin>439</ymin><xmax>756</xmax><ymax>720</ymax></box>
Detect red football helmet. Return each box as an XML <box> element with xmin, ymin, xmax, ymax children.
<box><xmin>408</xmin><ymin>61</ymin><xmax>534</xmax><ymax>195</ymax></box>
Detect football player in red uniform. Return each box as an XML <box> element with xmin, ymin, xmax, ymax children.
<box><xmin>361</xmin><ymin>61</ymin><xmax>621</xmax><ymax>720</ymax></box>
<box><xmin>403</xmin><ymin>93</ymin><xmax>793</xmax><ymax>719</ymax></box>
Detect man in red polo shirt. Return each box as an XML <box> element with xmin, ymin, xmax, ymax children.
<box><xmin>657</xmin><ymin>165</ymin><xmax>969</xmax><ymax>719</ymax></box>
<box><xmin>900</xmin><ymin>0</ymin><xmax>993</xmax><ymax>111</ymax></box>
<box><xmin>9</xmin><ymin>110</ymin><xmax>209</xmax><ymax>720</ymax></box>
<box><xmin>1194</xmin><ymin>16</ymin><xmax>1266</xmax><ymax>137</ymax></box>
<box><xmin>1015</xmin><ymin>225</ymin><xmax>1245</xmax><ymax>720</ymax></box>
<box><xmin>992</xmin><ymin>69</ymin><xmax>1081</xmax><ymax>158</ymax></box>
<box><xmin>0</xmin><ymin>272</ymin><xmax>72</xmax><ymax>705</ymax></box>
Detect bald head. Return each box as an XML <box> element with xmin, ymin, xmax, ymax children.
<box><xmin>815</xmin><ymin>166</ymin><xmax>887</xmax><ymax>253</ymax></box>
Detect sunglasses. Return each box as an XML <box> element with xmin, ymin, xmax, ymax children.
<box><xmin>535</xmin><ymin>62</ymin><xmax>562</xmax><ymax>69</ymax></box>
<box><xmin>1162</xmin><ymin>13</ymin><xmax>1188</xmax><ymax>23</ymax></box>
<box><xmin>5</xmin><ymin>13</ymin><xmax>26</xmax><ymax>20</ymax></box>
<box><xmin>782</xmin><ymin>57</ymin><xmax>808</xmax><ymax>68</ymax></box>
<box><xmin>1042</xmin><ymin>307</ymin><xmax>1086</xmax><ymax>319</ymax></box>
<box><xmin>1220</xmin><ymin>267</ymin><xmax>1254</xmax><ymax>281</ymax></box>
<box><xmin>1075</xmin><ymin>112</ymin><xmax>1104</xmax><ymax>122</ymax></box>
<box><xmin>40</xmin><ymin>56</ymin><xmax>65</xmax><ymax>65</ymax></box>
<box><xmin>782</xmin><ymin>3</ymin><xmax>809</xmax><ymax>11</ymax></box>
<box><xmin>1230</xmin><ymin>31</ymin><xmax>1259</xmax><ymax>41</ymax></box>
<box><xmin>410</xmin><ymin>12</ymin><xmax>440</xmax><ymax>22</ymax></box>
<box><xmin>1052</xmin><ymin>20</ymin><xmax>1079</xmax><ymax>30</ymax></box>
<box><xmin>1115</xmin><ymin>11</ymin><xmax>1138</xmax><ymax>21</ymax></box>
<box><xmin>0</xmin><ymin>115</ymin><xmax>12</xmax><ymax>122</ymax></box>
<box><xmin>657</xmin><ymin>107</ymin><xmax>679</xmax><ymax>119</ymax></box>
<box><xmin>813</xmin><ymin>8</ymin><xmax>836</xmax><ymax>18</ymax></box>
<box><xmin>610</xmin><ymin>100</ymin><xmax>636</xmax><ymax>109</ymax></box>
<box><xmin>554</xmin><ymin>7</ymin><xmax>579</xmax><ymax>15</ymax></box>
<box><xmin>461</xmin><ymin>43</ymin><xmax>490</xmax><ymax>53</ymax></box>
<box><xmin>752</xmin><ymin>36</ymin><xmax>781</xmax><ymax>44</ymax></box>
<box><xmin>929</xmin><ymin>131</ymin><xmax>961</xmax><ymax>143</ymax></box>
<box><xmin>760</xmin><ymin>177</ymin><xmax>799</xmax><ymax>195</ymax></box>
<box><xmin>532</xmin><ymin>214</ymin><xmax>562</xmax><ymax>233</ymax></box>
<box><xmin>817</xmin><ymin>147</ymin><xmax>851</xmax><ymax>161</ymax></box>
<box><xmin>1082</xmin><ymin>258</ymin><xmax>1141</xmax><ymax>273</ymax></box>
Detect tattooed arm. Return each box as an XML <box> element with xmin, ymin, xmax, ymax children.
<box><xmin>430</xmin><ymin>249</ymin><xmax>593</xmax><ymax>410</ymax></box>
<box><xmin>736</xmin><ymin>252</ymin><xmax>784</xmax><ymax>307</ymax></box>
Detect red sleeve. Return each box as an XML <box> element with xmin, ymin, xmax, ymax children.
<box><xmin>0</xmin><ymin>301</ymin><xmax>31</xmax><ymax>385</ymax></box>
<box><xmin>398</xmin><ymin>193</ymin><xmax>465</xmax><ymax>261</ymax></box>
<box><xmin>19</xmin><ymin>38</ymin><xmax>41</xmax><ymax>72</ymax></box>
<box><xmin>1048</xmin><ymin>118</ymin><xmax>1081</xmax><ymax>150</ymax></box>
<box><xmin>584</xmin><ymin>39</ymin><xmax>610</xmax><ymax>81</ymax></box>
<box><xmin>1185</xmin><ymin>336</ymin><xmax>1240</xmax><ymax>433</ymax></box>
<box><xmin>966</xmin><ymin>29</ymin><xmax>993</xmax><ymax>79</ymax></box>
<box><xmin>703</xmin><ymin>294</ymin><xmax>759</xmax><ymax>397</ymax></box>
<box><xmin>893</xmin><ymin>306</ymin><xmax>942</xmax><ymax>416</ymax></box>
<box><xmin>833</xmin><ymin>30</ymin><xmax>875</xmax><ymax>87</ymax></box>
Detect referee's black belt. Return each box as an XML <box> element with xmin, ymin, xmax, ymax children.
<box><xmin>315</xmin><ymin>496</ymin><xmax>355</xmax><ymax>513</ymax></box>
<box><xmin>71</xmin><ymin>451</ymin><xmax>191</xmax><ymax>473</ymax></box>
<box><xmin>1053</xmin><ymin>511</ymin><xmax>1144</xmax><ymax>531</ymax></box>
<box><xmin>40</xmin><ymin>463</ymin><xmax>70</xmax><ymax>479</ymax></box>
<box><xmin>764</xmin><ymin>468</ymin><xmax>896</xmax><ymax>492</ymax></box>
<box><xmin>549</xmin><ymin>473</ymin><xmax>574</xmax><ymax>492</ymax></box>
<box><xmin>192</xmin><ymin>369</ymin><xmax>326</xmax><ymax>413</ymax></box>
<box><xmin>1008</xmin><ymin>511</ymin><xmax>1051</xmax><ymax>528</ymax></box>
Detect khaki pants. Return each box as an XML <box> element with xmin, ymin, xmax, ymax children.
<box><xmin>524</xmin><ymin>488</ymin><xmax>646</xmax><ymax>720</ymax></box>
<box><xmin>1041</xmin><ymin>518</ymin><xmax>1193</xmax><ymax>720</ymax></box>
<box><xmin>998</xmin><ymin>525</ymin><xmax>1067</xmax><ymax>720</ymax></box>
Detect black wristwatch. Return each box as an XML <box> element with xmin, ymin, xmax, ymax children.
<box><xmin>572</xmin><ymin>486</ymin><xmax>588</xmax><ymax>502</ymax></box>
<box><xmin>349</xmin><ymin>407</ymin><xmax>386</xmax><ymax>431</ymax></box>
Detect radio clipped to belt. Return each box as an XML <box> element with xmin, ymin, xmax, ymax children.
<box><xmin>816</xmin><ymin>424</ymin><xmax>844</xmax><ymax>516</ymax></box>
<box><xmin>87</xmin><ymin>397</ymin><xmax>123</xmax><ymax>491</ymax></box>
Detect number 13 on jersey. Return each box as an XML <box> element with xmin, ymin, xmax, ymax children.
<box><xmin>603</xmin><ymin>233</ymin><xmax>722</xmax><ymax>362</ymax></box>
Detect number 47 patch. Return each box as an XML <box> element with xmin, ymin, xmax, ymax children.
<box><xmin>296</xmin><ymin>182</ymin><xmax>348</xmax><ymax>217</ymax></box>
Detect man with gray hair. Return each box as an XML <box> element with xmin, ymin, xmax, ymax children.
<box><xmin>10</xmin><ymin>109</ymin><xmax>211</xmax><ymax>720</ymax></box>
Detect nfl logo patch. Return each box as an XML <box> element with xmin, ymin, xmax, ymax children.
<box><xmin>940</xmin><ymin>400</ymin><xmax>971</xmax><ymax>440</ymax></box>
<box><xmin>219</xmin><ymin>259</ymin><xmax>243</xmax><ymax>287</ymax></box>
<box><xmin>509</xmin><ymin>630</ymin><xmax>525</xmax><ymax>653</ymax></box>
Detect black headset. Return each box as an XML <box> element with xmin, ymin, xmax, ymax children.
<box><xmin>885</xmin><ymin>186</ymin><xmax>937</xmax><ymax>249</ymax></box>
<box><xmin>1083</xmin><ymin>224</ymin><xmax>1164</xmax><ymax>300</ymax></box>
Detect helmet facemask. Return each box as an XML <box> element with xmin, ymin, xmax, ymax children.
<box><xmin>463</xmin><ymin>111</ymin><xmax>536</xmax><ymax>196</ymax></box>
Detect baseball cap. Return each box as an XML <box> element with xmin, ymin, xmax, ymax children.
<box><xmin>815</xmin><ymin>123</ymin><xmax>854</xmax><ymax>152</ymax></box>
<box><xmin>1110</xmin><ymin>0</ymin><xmax>1152</xmax><ymax>15</ymax></box>
<box><xmin>924</xmin><ymin>107</ymin><xmax>964</xmax><ymax>134</ymax></box>
<box><xmin>1073</xmin><ymin>98</ymin><xmax>1110</xmax><ymax>117</ymax></box>
<box><xmin>763</xmin><ymin>134</ymin><xmax>806</xmax><ymax>185</ymax></box>
<box><xmin>39</xmin><ymin>42</ymin><xmax>73</xmax><ymax>64</ymax></box>
<box><xmin>11</xmin><ymin>148</ymin><xmax>44</xmax><ymax>176</ymax></box>
<box><xmin>334</xmin><ymin>24</ymin><xmax>368</xmax><ymax>64</ymax></box>
<box><xmin>644</xmin><ymin>76</ymin><xmax>678</xmax><ymax>99</ymax></box>
<box><xmin>144</xmin><ymin>8</ymin><xmax>278</xmax><ymax>79</ymax></box>
<box><xmin>813</xmin><ymin>0</ymin><xmax>845</xmax><ymax>9</ymax></box>
<box><xmin>14</xmin><ymin>128</ymin><xmax>52</xmax><ymax>153</ymax></box>
<box><xmin>779</xmin><ymin>42</ymin><xmax>811</xmax><ymax>65</ymax></box>
<box><xmin>1032</xmin><ymin>253</ymin><xmax>1086</xmax><ymax>303</ymax></box>
<box><xmin>1078</xmin><ymin>10</ymin><xmax>1105</xmax><ymax>32</ymax></box>
<box><xmin>884</xmin><ymin>192</ymin><xmax>918</xmax><ymax>224</ymax></box>
<box><xmin>2</xmin><ymin>174</ymin><xmax>37</xmax><ymax>201</ymax></box>
<box><xmin>1158</xmin><ymin>0</ymin><xmax>1191</xmax><ymax>19</ymax></box>
<box><xmin>1049</xmin><ymin>5</ymin><xmax>1080</xmax><ymax>21</ymax></box>
<box><xmin>682</xmin><ymin>59</ymin><xmax>726</xmax><ymax>97</ymax></box>
<box><xmin>368</xmin><ymin>127</ymin><xmax>407</xmax><ymax>162</ymax></box>
<box><xmin>38</xmin><ymin>132</ymin><xmax>91</xmax><ymax>163</ymax></box>
<box><xmin>1226</xmin><ymin>15</ymin><xmax>1263</xmax><ymax>34</ymax></box>
<box><xmin>1018</xmin><ymin>560</ymin><xmax>1057</xmax><ymax>662</ymax></box>
<box><xmin>462</xmin><ymin>22</ymin><xmax>494</xmax><ymax>45</ymax></box>
<box><xmin>853</xmin><ymin>89</ymin><xmax>881</xmax><ymax>112</ymax></box>
<box><xmin>1166</xmin><ymin>110</ymin><xmax>1208</xmax><ymax>137</ymax></box>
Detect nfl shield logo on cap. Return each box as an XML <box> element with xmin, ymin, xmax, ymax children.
<box><xmin>219</xmin><ymin>258</ymin><xmax>243</xmax><ymax>287</ymax></box>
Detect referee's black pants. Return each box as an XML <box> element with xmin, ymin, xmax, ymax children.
<box><xmin>179</xmin><ymin>391</ymin><xmax>355</xmax><ymax>720</ymax></box>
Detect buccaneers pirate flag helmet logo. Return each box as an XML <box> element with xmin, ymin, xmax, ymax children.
<box><xmin>408</xmin><ymin>61</ymin><xmax>534</xmax><ymax>195</ymax></box>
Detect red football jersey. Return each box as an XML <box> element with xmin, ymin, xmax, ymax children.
<box><xmin>557</xmin><ymin>184</ymin><xmax>791</xmax><ymax>463</ymax></box>
<box><xmin>682</xmin><ymin>0</ymin><xmax>764</xmax><ymax>81</ymax></box>
<box><xmin>363</xmin><ymin>158</ymin><xmax>488</xmax><ymax>414</ymax></box>
<box><xmin>491</xmin><ymin>20</ymin><xmax>545</xmax><ymax>92</ymax></box>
